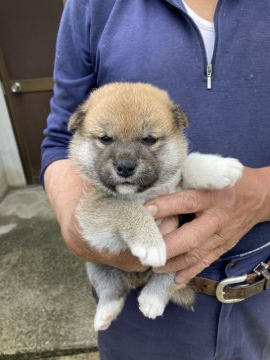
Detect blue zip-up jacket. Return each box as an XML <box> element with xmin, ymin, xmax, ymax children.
<box><xmin>41</xmin><ymin>0</ymin><xmax>270</xmax><ymax>257</ymax></box>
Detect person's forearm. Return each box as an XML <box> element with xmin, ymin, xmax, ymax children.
<box><xmin>44</xmin><ymin>159</ymin><xmax>92</xmax><ymax>228</ymax></box>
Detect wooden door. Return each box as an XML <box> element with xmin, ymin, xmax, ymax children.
<box><xmin>0</xmin><ymin>0</ymin><xmax>64</xmax><ymax>183</ymax></box>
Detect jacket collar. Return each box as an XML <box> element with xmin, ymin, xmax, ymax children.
<box><xmin>164</xmin><ymin>0</ymin><xmax>186</xmax><ymax>12</ymax></box>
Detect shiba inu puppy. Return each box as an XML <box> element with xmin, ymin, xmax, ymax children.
<box><xmin>68</xmin><ymin>82</ymin><xmax>243</xmax><ymax>331</ymax></box>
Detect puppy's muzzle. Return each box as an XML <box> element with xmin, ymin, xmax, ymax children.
<box><xmin>115</xmin><ymin>159</ymin><xmax>137</xmax><ymax>178</ymax></box>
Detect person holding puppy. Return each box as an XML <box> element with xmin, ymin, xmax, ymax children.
<box><xmin>42</xmin><ymin>0</ymin><xmax>270</xmax><ymax>359</ymax></box>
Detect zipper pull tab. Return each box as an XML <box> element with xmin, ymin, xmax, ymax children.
<box><xmin>206</xmin><ymin>64</ymin><xmax>212</xmax><ymax>90</ymax></box>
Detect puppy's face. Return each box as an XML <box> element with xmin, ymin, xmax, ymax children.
<box><xmin>69</xmin><ymin>83</ymin><xmax>188</xmax><ymax>196</ymax></box>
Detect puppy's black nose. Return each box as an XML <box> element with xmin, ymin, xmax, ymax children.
<box><xmin>115</xmin><ymin>160</ymin><xmax>136</xmax><ymax>178</ymax></box>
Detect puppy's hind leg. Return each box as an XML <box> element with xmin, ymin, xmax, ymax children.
<box><xmin>138</xmin><ymin>273</ymin><xmax>175</xmax><ymax>319</ymax></box>
<box><xmin>86</xmin><ymin>263</ymin><xmax>129</xmax><ymax>331</ymax></box>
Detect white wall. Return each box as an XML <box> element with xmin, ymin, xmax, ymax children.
<box><xmin>0</xmin><ymin>82</ymin><xmax>26</xmax><ymax>192</ymax></box>
<box><xmin>0</xmin><ymin>154</ymin><xmax>8</xmax><ymax>198</ymax></box>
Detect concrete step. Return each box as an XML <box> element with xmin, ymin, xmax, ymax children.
<box><xmin>0</xmin><ymin>187</ymin><xmax>98</xmax><ymax>359</ymax></box>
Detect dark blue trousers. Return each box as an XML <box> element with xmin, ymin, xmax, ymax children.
<box><xmin>98</xmin><ymin>245</ymin><xmax>270</xmax><ymax>360</ymax></box>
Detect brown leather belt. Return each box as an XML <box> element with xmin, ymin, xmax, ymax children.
<box><xmin>190</xmin><ymin>261</ymin><xmax>270</xmax><ymax>303</ymax></box>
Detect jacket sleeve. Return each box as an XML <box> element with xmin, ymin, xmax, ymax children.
<box><xmin>40</xmin><ymin>0</ymin><xmax>95</xmax><ymax>184</ymax></box>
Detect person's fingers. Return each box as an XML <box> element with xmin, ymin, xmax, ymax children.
<box><xmin>146</xmin><ymin>189</ymin><xmax>219</xmax><ymax>219</ymax></box>
<box><xmin>107</xmin><ymin>250</ymin><xmax>148</xmax><ymax>272</ymax></box>
<box><xmin>174</xmin><ymin>246</ymin><xmax>225</xmax><ymax>283</ymax></box>
<box><xmin>163</xmin><ymin>211</ymin><xmax>223</xmax><ymax>259</ymax></box>
<box><xmin>153</xmin><ymin>232</ymin><xmax>226</xmax><ymax>273</ymax></box>
<box><xmin>158</xmin><ymin>216</ymin><xmax>179</xmax><ymax>236</ymax></box>
<box><xmin>66</xmin><ymin>233</ymin><xmax>147</xmax><ymax>272</ymax></box>
<box><xmin>153</xmin><ymin>248</ymin><xmax>207</xmax><ymax>274</ymax></box>
<box><xmin>64</xmin><ymin>214</ymin><xmax>147</xmax><ymax>272</ymax></box>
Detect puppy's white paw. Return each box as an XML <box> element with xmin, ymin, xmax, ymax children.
<box><xmin>138</xmin><ymin>293</ymin><xmax>166</xmax><ymax>319</ymax></box>
<box><xmin>182</xmin><ymin>153</ymin><xmax>243</xmax><ymax>190</ymax></box>
<box><xmin>207</xmin><ymin>157</ymin><xmax>243</xmax><ymax>189</ymax></box>
<box><xmin>130</xmin><ymin>242</ymin><xmax>166</xmax><ymax>267</ymax></box>
<box><xmin>94</xmin><ymin>298</ymin><xmax>124</xmax><ymax>332</ymax></box>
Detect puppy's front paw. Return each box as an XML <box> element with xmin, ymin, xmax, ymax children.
<box><xmin>183</xmin><ymin>153</ymin><xmax>243</xmax><ymax>190</ymax></box>
<box><xmin>207</xmin><ymin>157</ymin><xmax>243</xmax><ymax>189</ymax></box>
<box><xmin>138</xmin><ymin>292</ymin><xmax>166</xmax><ymax>319</ymax></box>
<box><xmin>94</xmin><ymin>298</ymin><xmax>124</xmax><ymax>332</ymax></box>
<box><xmin>130</xmin><ymin>241</ymin><xmax>166</xmax><ymax>267</ymax></box>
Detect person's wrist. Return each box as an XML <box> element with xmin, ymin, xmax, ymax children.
<box><xmin>255</xmin><ymin>166</ymin><xmax>270</xmax><ymax>222</ymax></box>
<box><xmin>238</xmin><ymin>166</ymin><xmax>270</xmax><ymax>224</ymax></box>
<box><xmin>44</xmin><ymin>159</ymin><xmax>84</xmax><ymax>222</ymax></box>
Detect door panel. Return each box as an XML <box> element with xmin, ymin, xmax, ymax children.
<box><xmin>0</xmin><ymin>0</ymin><xmax>63</xmax><ymax>183</ymax></box>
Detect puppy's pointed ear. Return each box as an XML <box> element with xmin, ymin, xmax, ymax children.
<box><xmin>171</xmin><ymin>104</ymin><xmax>189</xmax><ymax>129</ymax></box>
<box><xmin>67</xmin><ymin>104</ymin><xmax>87</xmax><ymax>131</ymax></box>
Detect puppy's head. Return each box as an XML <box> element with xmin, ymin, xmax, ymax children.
<box><xmin>68</xmin><ymin>82</ymin><xmax>188</xmax><ymax>196</ymax></box>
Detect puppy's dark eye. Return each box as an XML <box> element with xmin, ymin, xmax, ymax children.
<box><xmin>141</xmin><ymin>136</ymin><xmax>158</xmax><ymax>145</ymax></box>
<box><xmin>99</xmin><ymin>136</ymin><xmax>113</xmax><ymax>145</ymax></box>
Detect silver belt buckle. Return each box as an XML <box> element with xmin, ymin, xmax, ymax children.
<box><xmin>216</xmin><ymin>274</ymin><xmax>248</xmax><ymax>303</ymax></box>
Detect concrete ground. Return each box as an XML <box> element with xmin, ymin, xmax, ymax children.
<box><xmin>42</xmin><ymin>354</ymin><xmax>99</xmax><ymax>360</ymax></box>
<box><xmin>43</xmin><ymin>354</ymin><xmax>99</xmax><ymax>360</ymax></box>
<box><xmin>0</xmin><ymin>187</ymin><xmax>98</xmax><ymax>359</ymax></box>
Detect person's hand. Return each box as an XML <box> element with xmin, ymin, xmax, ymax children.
<box><xmin>62</xmin><ymin>210</ymin><xmax>148</xmax><ymax>272</ymax></box>
<box><xmin>44</xmin><ymin>159</ymin><xmax>146</xmax><ymax>272</ymax></box>
<box><xmin>146</xmin><ymin>167</ymin><xmax>270</xmax><ymax>283</ymax></box>
<box><xmin>63</xmin><ymin>211</ymin><xmax>179</xmax><ymax>272</ymax></box>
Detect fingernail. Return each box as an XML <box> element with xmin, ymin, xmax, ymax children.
<box><xmin>146</xmin><ymin>204</ymin><xmax>158</xmax><ymax>216</ymax></box>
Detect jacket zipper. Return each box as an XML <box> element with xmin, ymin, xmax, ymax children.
<box><xmin>185</xmin><ymin>5</ymin><xmax>221</xmax><ymax>91</ymax></box>
<box><xmin>206</xmin><ymin>0</ymin><xmax>223</xmax><ymax>90</ymax></box>
<box><xmin>206</xmin><ymin>64</ymin><xmax>213</xmax><ymax>90</ymax></box>
<box><xmin>166</xmin><ymin>0</ymin><xmax>223</xmax><ymax>90</ymax></box>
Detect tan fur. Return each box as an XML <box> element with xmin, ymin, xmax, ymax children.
<box><xmin>70</xmin><ymin>82</ymin><xmax>187</xmax><ymax>138</ymax></box>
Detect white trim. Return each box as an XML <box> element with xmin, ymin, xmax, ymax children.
<box><xmin>182</xmin><ymin>1</ymin><xmax>214</xmax><ymax>31</ymax></box>
<box><xmin>0</xmin><ymin>82</ymin><xmax>26</xmax><ymax>187</ymax></box>
<box><xmin>238</xmin><ymin>241</ymin><xmax>270</xmax><ymax>258</ymax></box>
